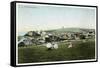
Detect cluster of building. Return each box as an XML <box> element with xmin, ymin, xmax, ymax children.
<box><xmin>18</xmin><ymin>30</ymin><xmax>95</xmax><ymax>47</ymax></box>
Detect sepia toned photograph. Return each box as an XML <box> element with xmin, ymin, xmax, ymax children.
<box><xmin>11</xmin><ymin>1</ymin><xmax>97</xmax><ymax>66</ymax></box>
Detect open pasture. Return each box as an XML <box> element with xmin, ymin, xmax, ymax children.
<box><xmin>18</xmin><ymin>39</ymin><xmax>95</xmax><ymax>63</ymax></box>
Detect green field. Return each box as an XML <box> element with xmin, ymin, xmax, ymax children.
<box><xmin>18</xmin><ymin>40</ymin><xmax>95</xmax><ymax>64</ymax></box>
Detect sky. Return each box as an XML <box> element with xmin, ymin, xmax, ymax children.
<box><xmin>16</xmin><ymin>3</ymin><xmax>96</xmax><ymax>35</ymax></box>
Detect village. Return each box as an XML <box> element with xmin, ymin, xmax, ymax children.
<box><xmin>18</xmin><ymin>28</ymin><xmax>95</xmax><ymax>49</ymax></box>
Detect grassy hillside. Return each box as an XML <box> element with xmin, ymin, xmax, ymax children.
<box><xmin>18</xmin><ymin>40</ymin><xmax>95</xmax><ymax>63</ymax></box>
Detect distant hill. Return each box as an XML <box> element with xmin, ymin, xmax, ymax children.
<box><xmin>45</xmin><ymin>28</ymin><xmax>95</xmax><ymax>33</ymax></box>
<box><xmin>18</xmin><ymin>28</ymin><xmax>95</xmax><ymax>36</ymax></box>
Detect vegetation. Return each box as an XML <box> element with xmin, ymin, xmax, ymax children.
<box><xmin>18</xmin><ymin>39</ymin><xmax>95</xmax><ymax>63</ymax></box>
